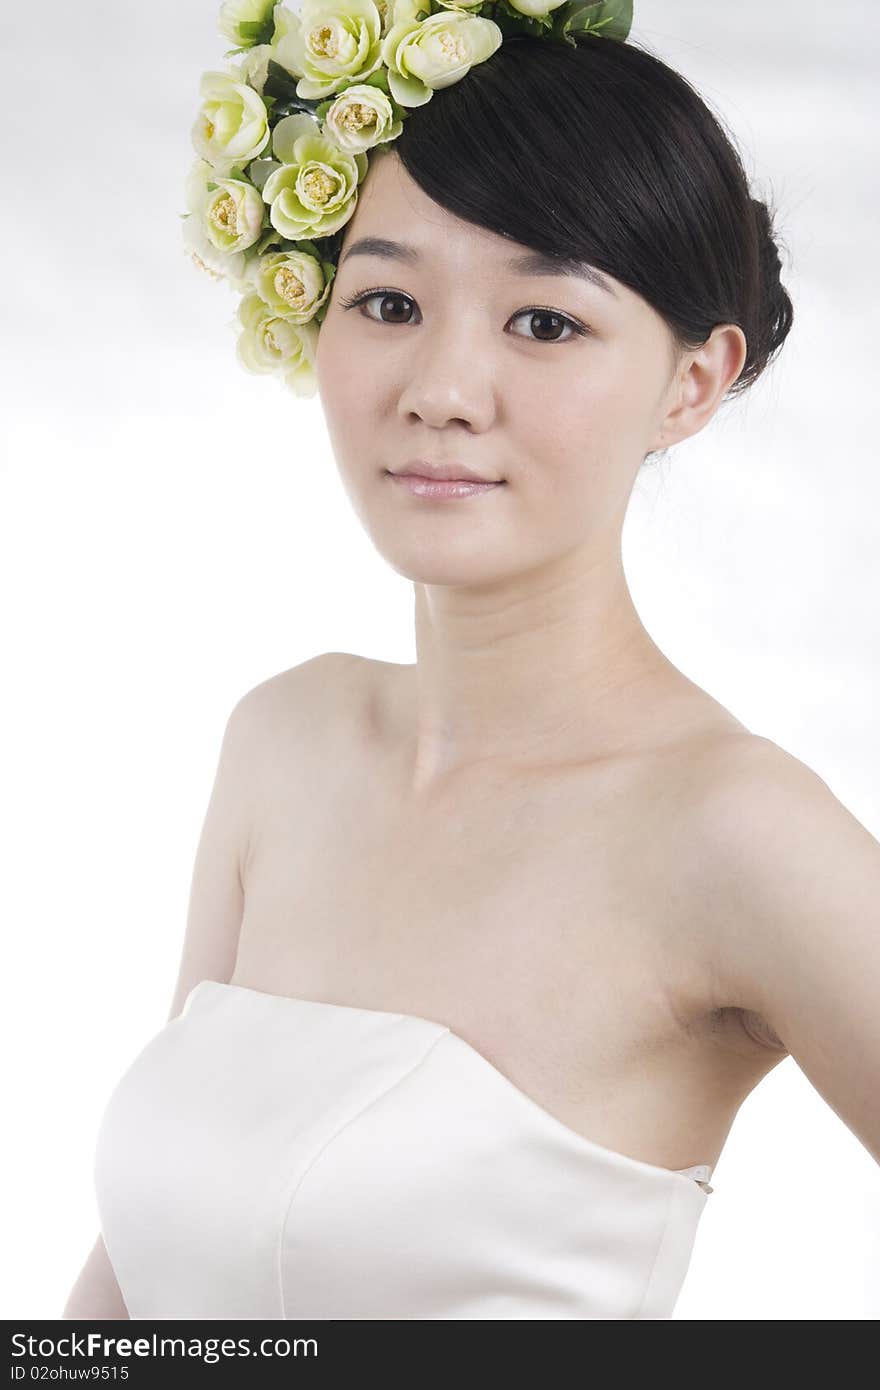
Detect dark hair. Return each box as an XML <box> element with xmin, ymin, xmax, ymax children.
<box><xmin>389</xmin><ymin>32</ymin><xmax>794</xmax><ymax>401</ymax></box>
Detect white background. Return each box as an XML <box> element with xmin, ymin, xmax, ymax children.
<box><xmin>1</xmin><ymin>0</ymin><xmax>878</xmax><ymax>1319</ymax></box>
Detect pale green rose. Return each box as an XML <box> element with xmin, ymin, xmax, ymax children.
<box><xmin>279</xmin><ymin>350</ymin><xmax>319</xmax><ymax>397</ymax></box>
<box><xmin>237</xmin><ymin>41</ymin><xmax>274</xmax><ymax>94</ymax></box>
<box><xmin>236</xmin><ymin>292</ymin><xmax>320</xmax><ymax>396</ymax></box>
<box><xmin>380</xmin><ymin>8</ymin><xmax>502</xmax><ymax>108</ymax></box>
<box><xmin>262</xmin><ymin>112</ymin><xmax>368</xmax><ymax>239</ymax></box>
<box><xmin>203</xmin><ymin>177</ymin><xmax>266</xmax><ymax>253</ymax></box>
<box><xmin>268</xmin><ymin>2</ymin><xmax>298</xmax><ymax>52</ymax></box>
<box><xmin>183</xmin><ymin>214</ymin><xmax>247</xmax><ymax>287</ymax></box>
<box><xmin>191</xmin><ymin>69</ymin><xmax>271</xmax><ymax>174</ymax></box>
<box><xmin>505</xmin><ymin>0</ymin><xmax>569</xmax><ymax>16</ymax></box>
<box><xmin>322</xmin><ymin>82</ymin><xmax>402</xmax><ymax>152</ymax></box>
<box><xmin>182</xmin><ymin>157</ymin><xmax>251</xmax><ymax>289</ymax></box>
<box><xmin>248</xmin><ymin>248</ymin><xmax>331</xmax><ymax>322</ymax></box>
<box><xmin>428</xmin><ymin>0</ymin><xmax>486</xmax><ymax>9</ymax></box>
<box><xmin>273</xmin><ymin>0</ymin><xmax>385</xmax><ymax>100</ymax></box>
<box><xmin>218</xmin><ymin>0</ymin><xmax>277</xmax><ymax>49</ymax></box>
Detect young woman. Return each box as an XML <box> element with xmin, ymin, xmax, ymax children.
<box><xmin>64</xmin><ymin>25</ymin><xmax>879</xmax><ymax>1321</ymax></box>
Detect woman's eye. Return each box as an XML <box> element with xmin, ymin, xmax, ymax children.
<box><xmin>509</xmin><ymin>309</ymin><xmax>586</xmax><ymax>343</ymax></box>
<box><xmin>337</xmin><ymin>288</ymin><xmax>589</xmax><ymax>342</ymax></box>
<box><xmin>338</xmin><ymin>289</ymin><xmax>417</xmax><ymax>326</ymax></box>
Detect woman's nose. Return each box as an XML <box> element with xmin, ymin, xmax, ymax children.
<box><xmin>395</xmin><ymin>320</ymin><xmax>497</xmax><ymax>432</ymax></box>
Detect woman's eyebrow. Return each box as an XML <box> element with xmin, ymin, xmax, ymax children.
<box><xmin>338</xmin><ymin>236</ymin><xmax>617</xmax><ymax>296</ymax></box>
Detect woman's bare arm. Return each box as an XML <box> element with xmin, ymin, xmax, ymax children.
<box><xmin>62</xmin><ymin>678</ymin><xmax>267</xmax><ymax>1317</ymax></box>
<box><xmin>694</xmin><ymin>736</ymin><xmax>880</xmax><ymax>1167</ymax></box>
<box><xmin>62</xmin><ymin>654</ymin><xmax>344</xmax><ymax>1318</ymax></box>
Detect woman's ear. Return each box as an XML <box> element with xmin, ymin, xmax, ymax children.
<box><xmin>653</xmin><ymin>323</ymin><xmax>748</xmax><ymax>449</ymax></box>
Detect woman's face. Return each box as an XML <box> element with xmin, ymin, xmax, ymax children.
<box><xmin>315</xmin><ymin>150</ymin><xmax>684</xmax><ymax>588</ymax></box>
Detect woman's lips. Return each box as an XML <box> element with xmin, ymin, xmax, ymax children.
<box><xmin>386</xmin><ymin>472</ymin><xmax>505</xmax><ymax>500</ymax></box>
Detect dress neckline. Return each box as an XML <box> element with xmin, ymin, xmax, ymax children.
<box><xmin>183</xmin><ymin>979</ymin><xmax>714</xmax><ymax>1194</ymax></box>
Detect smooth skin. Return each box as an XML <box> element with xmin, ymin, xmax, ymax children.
<box><xmin>64</xmin><ymin>151</ymin><xmax>880</xmax><ymax>1318</ymax></box>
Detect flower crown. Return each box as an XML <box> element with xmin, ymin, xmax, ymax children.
<box><xmin>183</xmin><ymin>0</ymin><xmax>633</xmax><ymax>397</ymax></box>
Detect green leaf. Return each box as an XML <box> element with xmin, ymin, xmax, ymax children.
<box><xmin>553</xmin><ymin>0</ymin><xmax>633</xmax><ymax>44</ymax></box>
<box><xmin>235</xmin><ymin>17</ymin><xmax>277</xmax><ymax>47</ymax></box>
<box><xmin>263</xmin><ymin>59</ymin><xmax>305</xmax><ymax>103</ymax></box>
<box><xmin>256</xmin><ymin>227</ymin><xmax>285</xmax><ymax>255</ymax></box>
<box><xmin>363</xmin><ymin>68</ymin><xmax>390</xmax><ymax>93</ymax></box>
<box><xmin>490</xmin><ymin>3</ymin><xmax>545</xmax><ymax>40</ymax></box>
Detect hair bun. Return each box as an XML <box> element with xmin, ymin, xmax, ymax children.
<box><xmin>747</xmin><ymin>196</ymin><xmax>794</xmax><ymax>386</ymax></box>
<box><xmin>752</xmin><ymin>197</ymin><xmax>788</xmax><ymax>293</ymax></box>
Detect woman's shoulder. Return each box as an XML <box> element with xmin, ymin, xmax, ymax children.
<box><xmin>664</xmin><ymin>725</ymin><xmax>829</xmax><ymax>910</ymax></box>
<box><xmin>675</xmin><ymin>729</ymin><xmax>831</xmax><ymax>829</ymax></box>
<box><xmin>235</xmin><ymin>652</ymin><xmax>409</xmax><ymax>787</ymax></box>
<box><xmin>233</xmin><ymin>651</ymin><xmax>369</xmax><ymax>726</ymax></box>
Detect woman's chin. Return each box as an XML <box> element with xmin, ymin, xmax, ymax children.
<box><xmin>374</xmin><ymin>543</ymin><xmax>518</xmax><ymax>590</ymax></box>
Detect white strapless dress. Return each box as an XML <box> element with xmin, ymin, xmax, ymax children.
<box><xmin>93</xmin><ymin>980</ymin><xmax>714</xmax><ymax>1320</ymax></box>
